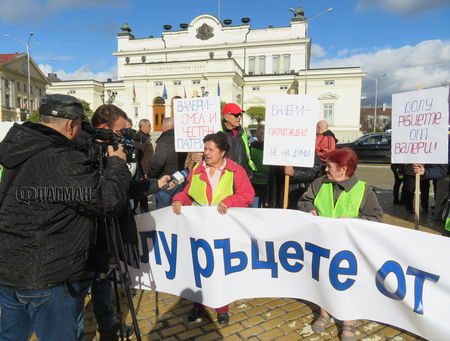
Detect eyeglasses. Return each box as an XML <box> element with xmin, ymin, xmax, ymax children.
<box><xmin>227</xmin><ymin>113</ymin><xmax>242</xmax><ymax>118</ymax></box>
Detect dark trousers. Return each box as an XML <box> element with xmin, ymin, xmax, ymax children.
<box><xmin>403</xmin><ymin>176</ymin><xmax>432</xmax><ymax>212</ymax></box>
<box><xmin>0</xmin><ymin>282</ymin><xmax>89</xmax><ymax>341</ymax></box>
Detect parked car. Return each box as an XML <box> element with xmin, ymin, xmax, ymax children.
<box><xmin>336</xmin><ymin>132</ymin><xmax>391</xmax><ymax>163</ymax></box>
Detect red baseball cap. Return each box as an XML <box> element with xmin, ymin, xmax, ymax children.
<box><xmin>222</xmin><ymin>103</ymin><xmax>244</xmax><ymax>115</ymax></box>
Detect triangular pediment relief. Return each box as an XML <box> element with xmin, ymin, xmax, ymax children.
<box><xmin>245</xmin><ymin>96</ymin><xmax>265</xmax><ymax>105</ymax></box>
<box><xmin>318</xmin><ymin>92</ymin><xmax>339</xmax><ymax>101</ymax></box>
<box><xmin>2</xmin><ymin>55</ymin><xmax>49</xmax><ymax>84</ymax></box>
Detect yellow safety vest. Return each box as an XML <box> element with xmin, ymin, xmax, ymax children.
<box><xmin>188</xmin><ymin>164</ymin><xmax>234</xmax><ymax>205</ymax></box>
<box><xmin>219</xmin><ymin>126</ymin><xmax>257</xmax><ymax>171</ymax></box>
<box><xmin>313</xmin><ymin>180</ymin><xmax>366</xmax><ymax>218</ymax></box>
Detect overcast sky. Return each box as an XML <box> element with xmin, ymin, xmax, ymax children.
<box><xmin>1</xmin><ymin>0</ymin><xmax>449</xmax><ymax>106</ymax></box>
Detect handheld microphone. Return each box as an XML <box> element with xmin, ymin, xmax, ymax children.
<box><xmin>162</xmin><ymin>169</ymin><xmax>190</xmax><ymax>190</ymax></box>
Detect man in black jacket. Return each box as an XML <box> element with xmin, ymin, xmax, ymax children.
<box><xmin>0</xmin><ymin>94</ymin><xmax>130</xmax><ymax>341</ymax></box>
<box><xmin>149</xmin><ymin>117</ymin><xmax>186</xmax><ymax>208</ymax></box>
<box><xmin>221</xmin><ymin>103</ymin><xmax>256</xmax><ymax>179</ymax></box>
<box><xmin>90</xmin><ymin>105</ymin><xmax>171</xmax><ymax>341</ymax></box>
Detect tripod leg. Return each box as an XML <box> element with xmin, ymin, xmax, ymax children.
<box><xmin>111</xmin><ymin>270</ymin><xmax>125</xmax><ymax>341</ymax></box>
<box><xmin>109</xmin><ymin>218</ymin><xmax>142</xmax><ymax>341</ymax></box>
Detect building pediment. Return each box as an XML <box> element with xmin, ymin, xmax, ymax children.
<box><xmin>318</xmin><ymin>92</ymin><xmax>339</xmax><ymax>101</ymax></box>
<box><xmin>245</xmin><ymin>96</ymin><xmax>265</xmax><ymax>105</ymax></box>
<box><xmin>1</xmin><ymin>54</ymin><xmax>49</xmax><ymax>84</ymax></box>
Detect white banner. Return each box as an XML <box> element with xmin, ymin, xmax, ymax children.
<box><xmin>263</xmin><ymin>94</ymin><xmax>318</xmax><ymax>167</ymax></box>
<box><xmin>173</xmin><ymin>96</ymin><xmax>221</xmax><ymax>152</ymax></box>
<box><xmin>131</xmin><ymin>207</ymin><xmax>450</xmax><ymax>341</ymax></box>
<box><xmin>391</xmin><ymin>86</ymin><xmax>449</xmax><ymax>164</ymax></box>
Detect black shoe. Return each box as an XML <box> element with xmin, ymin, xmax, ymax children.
<box><xmin>217</xmin><ymin>312</ymin><xmax>229</xmax><ymax>324</ymax></box>
<box><xmin>188</xmin><ymin>305</ymin><xmax>204</xmax><ymax>322</ymax></box>
<box><xmin>99</xmin><ymin>323</ymin><xmax>134</xmax><ymax>341</ymax></box>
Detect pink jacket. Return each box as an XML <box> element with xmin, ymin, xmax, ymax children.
<box><xmin>172</xmin><ymin>157</ymin><xmax>255</xmax><ymax>207</ymax></box>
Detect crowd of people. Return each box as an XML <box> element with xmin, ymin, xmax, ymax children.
<box><xmin>0</xmin><ymin>94</ymin><xmax>448</xmax><ymax>341</ymax></box>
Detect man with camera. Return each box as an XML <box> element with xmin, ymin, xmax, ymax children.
<box><xmin>89</xmin><ymin>104</ymin><xmax>172</xmax><ymax>341</ymax></box>
<box><xmin>0</xmin><ymin>94</ymin><xmax>130</xmax><ymax>341</ymax></box>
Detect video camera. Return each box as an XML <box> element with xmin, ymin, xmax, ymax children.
<box><xmin>79</xmin><ymin>122</ymin><xmax>145</xmax><ymax>165</ymax></box>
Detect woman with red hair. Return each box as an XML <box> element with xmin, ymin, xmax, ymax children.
<box><xmin>298</xmin><ymin>147</ymin><xmax>383</xmax><ymax>341</ymax></box>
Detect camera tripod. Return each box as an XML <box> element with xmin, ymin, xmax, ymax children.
<box><xmin>99</xmin><ymin>216</ymin><xmax>142</xmax><ymax>341</ymax></box>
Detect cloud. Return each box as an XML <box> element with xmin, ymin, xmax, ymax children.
<box><xmin>357</xmin><ymin>0</ymin><xmax>450</xmax><ymax>16</ymax></box>
<box><xmin>311</xmin><ymin>44</ymin><xmax>326</xmax><ymax>59</ymax></box>
<box><xmin>0</xmin><ymin>0</ymin><xmax>126</xmax><ymax>23</ymax></box>
<box><xmin>39</xmin><ymin>63</ymin><xmax>117</xmax><ymax>82</ymax></box>
<box><xmin>311</xmin><ymin>39</ymin><xmax>450</xmax><ymax>105</ymax></box>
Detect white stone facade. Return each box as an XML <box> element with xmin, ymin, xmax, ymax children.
<box><xmin>47</xmin><ymin>14</ymin><xmax>365</xmax><ymax>141</ymax></box>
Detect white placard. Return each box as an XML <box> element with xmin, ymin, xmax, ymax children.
<box><xmin>131</xmin><ymin>207</ymin><xmax>450</xmax><ymax>341</ymax></box>
<box><xmin>263</xmin><ymin>94</ymin><xmax>318</xmax><ymax>167</ymax></box>
<box><xmin>391</xmin><ymin>86</ymin><xmax>449</xmax><ymax>164</ymax></box>
<box><xmin>173</xmin><ymin>96</ymin><xmax>221</xmax><ymax>152</ymax></box>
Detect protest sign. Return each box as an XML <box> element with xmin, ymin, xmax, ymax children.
<box><xmin>263</xmin><ymin>94</ymin><xmax>318</xmax><ymax>167</ymax></box>
<box><xmin>391</xmin><ymin>86</ymin><xmax>449</xmax><ymax>164</ymax></box>
<box><xmin>173</xmin><ymin>96</ymin><xmax>221</xmax><ymax>152</ymax></box>
<box><xmin>130</xmin><ymin>207</ymin><xmax>450</xmax><ymax>341</ymax></box>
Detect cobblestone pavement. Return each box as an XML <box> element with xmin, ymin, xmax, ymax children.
<box><xmin>32</xmin><ymin>165</ymin><xmax>440</xmax><ymax>341</ymax></box>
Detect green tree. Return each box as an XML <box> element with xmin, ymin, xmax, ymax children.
<box><xmin>246</xmin><ymin>106</ymin><xmax>266</xmax><ymax>125</ymax></box>
<box><xmin>27</xmin><ymin>110</ymin><xmax>39</xmax><ymax>122</ymax></box>
<box><xmin>80</xmin><ymin>99</ymin><xmax>93</xmax><ymax>120</ymax></box>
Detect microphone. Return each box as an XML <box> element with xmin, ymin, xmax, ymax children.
<box><xmin>162</xmin><ymin>169</ymin><xmax>190</xmax><ymax>190</ymax></box>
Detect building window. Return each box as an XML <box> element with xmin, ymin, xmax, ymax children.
<box><xmin>30</xmin><ymin>86</ymin><xmax>33</xmax><ymax>94</ymax></box>
<box><xmin>280</xmin><ymin>85</ymin><xmax>288</xmax><ymax>90</ymax></box>
<box><xmin>192</xmin><ymin>80</ymin><xmax>200</xmax><ymax>85</ymax></box>
<box><xmin>5</xmin><ymin>95</ymin><xmax>10</xmax><ymax>108</ymax></box>
<box><xmin>173</xmin><ymin>81</ymin><xmax>181</xmax><ymax>86</ymax></box>
<box><xmin>325</xmin><ymin>80</ymin><xmax>335</xmax><ymax>85</ymax></box>
<box><xmin>5</xmin><ymin>79</ymin><xmax>10</xmax><ymax>88</ymax></box>
<box><xmin>24</xmin><ymin>83</ymin><xmax>27</xmax><ymax>91</ymax></box>
<box><xmin>272</xmin><ymin>55</ymin><xmax>280</xmax><ymax>74</ymax></box>
<box><xmin>39</xmin><ymin>88</ymin><xmax>43</xmax><ymax>96</ymax></box>
<box><xmin>68</xmin><ymin>90</ymin><xmax>76</xmax><ymax>94</ymax></box>
<box><xmin>248</xmin><ymin>57</ymin><xmax>255</xmax><ymax>75</ymax></box>
<box><xmin>252</xmin><ymin>87</ymin><xmax>260</xmax><ymax>91</ymax></box>
<box><xmin>323</xmin><ymin>103</ymin><xmax>334</xmax><ymax>125</ymax></box>
<box><xmin>154</xmin><ymin>81</ymin><xmax>163</xmax><ymax>86</ymax></box>
<box><xmin>17</xmin><ymin>97</ymin><xmax>21</xmax><ymax>108</ymax></box>
<box><xmin>283</xmin><ymin>55</ymin><xmax>291</xmax><ymax>73</ymax></box>
<box><xmin>258</xmin><ymin>56</ymin><xmax>266</xmax><ymax>74</ymax></box>
<box><xmin>17</xmin><ymin>81</ymin><xmax>20</xmax><ymax>91</ymax></box>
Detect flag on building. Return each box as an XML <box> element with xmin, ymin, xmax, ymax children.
<box><xmin>217</xmin><ymin>81</ymin><xmax>221</xmax><ymax>96</ymax></box>
<box><xmin>162</xmin><ymin>84</ymin><xmax>168</xmax><ymax>99</ymax></box>
<box><xmin>132</xmin><ymin>84</ymin><xmax>136</xmax><ymax>103</ymax></box>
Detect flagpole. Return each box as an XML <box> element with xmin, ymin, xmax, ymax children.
<box><xmin>218</xmin><ymin>0</ymin><xmax>221</xmax><ymax>19</ymax></box>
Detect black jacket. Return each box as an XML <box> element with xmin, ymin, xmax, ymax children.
<box><xmin>149</xmin><ymin>129</ymin><xmax>186</xmax><ymax>178</ymax></box>
<box><xmin>0</xmin><ymin>122</ymin><xmax>130</xmax><ymax>289</ymax></box>
<box><xmin>222</xmin><ymin>124</ymin><xmax>252</xmax><ymax>178</ymax></box>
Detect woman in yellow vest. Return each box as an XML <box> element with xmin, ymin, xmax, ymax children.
<box><xmin>172</xmin><ymin>131</ymin><xmax>255</xmax><ymax>324</ymax></box>
<box><xmin>298</xmin><ymin>147</ymin><xmax>383</xmax><ymax>341</ymax></box>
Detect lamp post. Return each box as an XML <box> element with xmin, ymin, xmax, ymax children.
<box><xmin>366</xmin><ymin>73</ymin><xmax>387</xmax><ymax>132</ymax></box>
<box><xmin>4</xmin><ymin>32</ymin><xmax>38</xmax><ymax>119</ymax></box>
<box><xmin>303</xmin><ymin>8</ymin><xmax>333</xmax><ymax>94</ymax></box>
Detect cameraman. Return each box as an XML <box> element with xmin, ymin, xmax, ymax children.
<box><xmin>0</xmin><ymin>94</ymin><xmax>130</xmax><ymax>341</ymax></box>
<box><xmin>89</xmin><ymin>104</ymin><xmax>171</xmax><ymax>341</ymax></box>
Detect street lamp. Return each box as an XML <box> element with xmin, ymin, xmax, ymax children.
<box><xmin>366</xmin><ymin>73</ymin><xmax>387</xmax><ymax>132</ymax></box>
<box><xmin>303</xmin><ymin>8</ymin><xmax>333</xmax><ymax>94</ymax></box>
<box><xmin>4</xmin><ymin>32</ymin><xmax>38</xmax><ymax>119</ymax></box>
